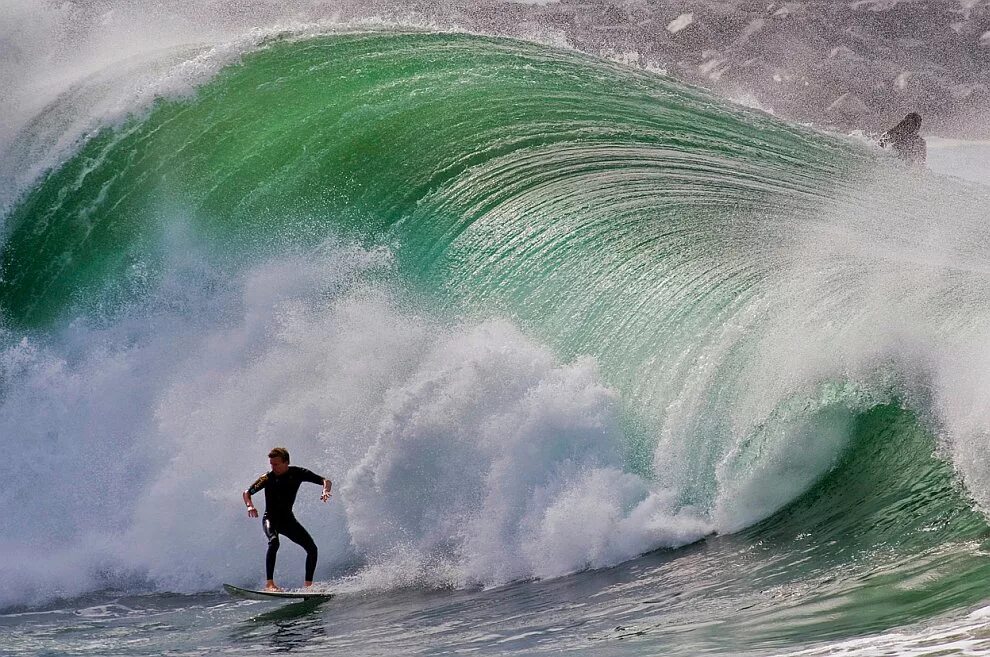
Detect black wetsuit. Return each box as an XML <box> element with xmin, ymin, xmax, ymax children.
<box><xmin>247</xmin><ymin>466</ymin><xmax>326</xmax><ymax>581</ymax></box>
<box><xmin>879</xmin><ymin>113</ymin><xmax>926</xmax><ymax>166</ymax></box>
<box><xmin>882</xmin><ymin>132</ymin><xmax>926</xmax><ymax>164</ymax></box>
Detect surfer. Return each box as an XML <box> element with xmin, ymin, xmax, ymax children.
<box><xmin>243</xmin><ymin>447</ymin><xmax>332</xmax><ymax>591</ymax></box>
<box><xmin>879</xmin><ymin>112</ymin><xmax>926</xmax><ymax>165</ymax></box>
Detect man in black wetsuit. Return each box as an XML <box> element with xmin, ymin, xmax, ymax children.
<box><xmin>242</xmin><ymin>447</ymin><xmax>332</xmax><ymax>591</ymax></box>
<box><xmin>879</xmin><ymin>112</ymin><xmax>926</xmax><ymax>166</ymax></box>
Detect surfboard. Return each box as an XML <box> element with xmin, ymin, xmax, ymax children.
<box><xmin>223</xmin><ymin>583</ymin><xmax>334</xmax><ymax>601</ymax></box>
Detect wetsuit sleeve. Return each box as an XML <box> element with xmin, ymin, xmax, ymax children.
<box><xmin>247</xmin><ymin>474</ymin><xmax>269</xmax><ymax>495</ymax></box>
<box><xmin>296</xmin><ymin>467</ymin><xmax>326</xmax><ymax>485</ymax></box>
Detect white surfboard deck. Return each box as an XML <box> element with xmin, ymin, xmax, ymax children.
<box><xmin>223</xmin><ymin>583</ymin><xmax>334</xmax><ymax>601</ymax></box>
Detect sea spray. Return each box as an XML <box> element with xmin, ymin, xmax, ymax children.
<box><xmin>2</xmin><ymin>34</ymin><xmax>990</xmax><ymax>641</ymax></box>
<box><xmin>0</xmin><ymin>238</ymin><xmax>712</xmax><ymax>606</ymax></box>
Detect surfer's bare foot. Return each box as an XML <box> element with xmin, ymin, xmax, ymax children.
<box><xmin>264</xmin><ymin>580</ymin><xmax>282</xmax><ymax>592</ymax></box>
<box><xmin>304</xmin><ymin>581</ymin><xmax>314</xmax><ymax>588</ymax></box>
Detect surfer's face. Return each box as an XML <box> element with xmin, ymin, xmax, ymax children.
<box><xmin>269</xmin><ymin>457</ymin><xmax>289</xmax><ymax>475</ymax></box>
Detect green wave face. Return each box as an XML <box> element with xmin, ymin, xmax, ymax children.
<box><xmin>731</xmin><ymin>404</ymin><xmax>990</xmax><ymax>642</ymax></box>
<box><xmin>1</xmin><ymin>32</ymin><xmax>853</xmax><ymax>328</ymax></box>
<box><xmin>583</xmin><ymin>405</ymin><xmax>990</xmax><ymax>651</ymax></box>
<box><xmin>0</xmin><ymin>31</ymin><xmax>863</xmax><ymax>486</ymax></box>
<box><xmin>4</xmin><ymin>31</ymin><xmax>990</xmax><ymax>643</ymax></box>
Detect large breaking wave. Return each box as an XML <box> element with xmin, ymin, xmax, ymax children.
<box><xmin>3</xmin><ymin>31</ymin><xmax>990</xmax><ymax>619</ymax></box>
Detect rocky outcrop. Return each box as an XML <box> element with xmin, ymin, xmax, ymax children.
<box><xmin>357</xmin><ymin>0</ymin><xmax>990</xmax><ymax>137</ymax></box>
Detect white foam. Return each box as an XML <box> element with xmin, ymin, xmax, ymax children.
<box><xmin>927</xmin><ymin>138</ymin><xmax>990</xmax><ymax>187</ymax></box>
<box><xmin>782</xmin><ymin>604</ymin><xmax>990</xmax><ymax>655</ymax></box>
<box><xmin>0</xmin><ymin>236</ymin><xmax>712</xmax><ymax>607</ymax></box>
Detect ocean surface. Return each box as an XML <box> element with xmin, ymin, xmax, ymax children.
<box><xmin>3</xmin><ymin>18</ymin><xmax>990</xmax><ymax>657</ymax></box>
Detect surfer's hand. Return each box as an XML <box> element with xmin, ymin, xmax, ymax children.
<box><xmin>247</xmin><ymin>506</ymin><xmax>259</xmax><ymax>518</ymax></box>
<box><xmin>320</xmin><ymin>490</ymin><xmax>331</xmax><ymax>503</ymax></box>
